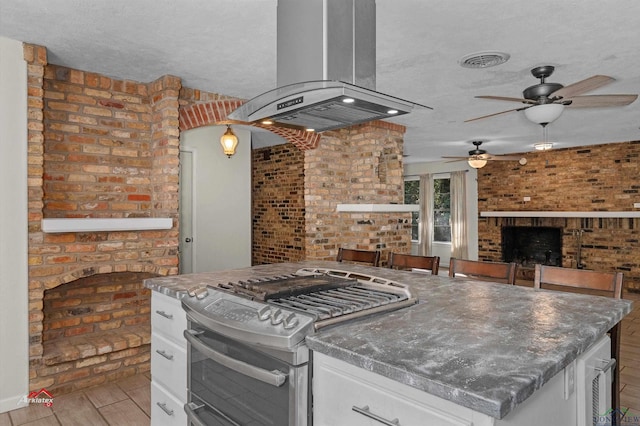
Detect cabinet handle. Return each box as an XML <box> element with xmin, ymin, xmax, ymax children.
<box><xmin>155</xmin><ymin>349</ymin><xmax>174</xmax><ymax>360</ymax></box>
<box><xmin>156</xmin><ymin>402</ymin><xmax>174</xmax><ymax>416</ymax></box>
<box><xmin>155</xmin><ymin>310</ymin><xmax>173</xmax><ymax>320</ymax></box>
<box><xmin>352</xmin><ymin>405</ymin><xmax>400</xmax><ymax>425</ymax></box>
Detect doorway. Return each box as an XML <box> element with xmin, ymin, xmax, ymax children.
<box><xmin>179</xmin><ymin>126</ymin><xmax>252</xmax><ymax>274</ymax></box>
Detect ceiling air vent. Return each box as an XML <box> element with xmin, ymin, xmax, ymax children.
<box><xmin>459</xmin><ymin>51</ymin><xmax>510</xmax><ymax>68</ymax></box>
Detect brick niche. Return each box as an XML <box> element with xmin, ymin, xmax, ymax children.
<box><xmin>478</xmin><ymin>141</ymin><xmax>640</xmax><ymax>290</ymax></box>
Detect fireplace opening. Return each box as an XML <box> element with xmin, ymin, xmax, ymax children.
<box><xmin>501</xmin><ymin>226</ymin><xmax>563</xmax><ymax>267</ymax></box>
<box><xmin>42</xmin><ymin>272</ymin><xmax>154</xmax><ymax>366</ymax></box>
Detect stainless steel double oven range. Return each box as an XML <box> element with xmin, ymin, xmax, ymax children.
<box><xmin>181</xmin><ymin>267</ymin><xmax>417</xmax><ymax>426</ymax></box>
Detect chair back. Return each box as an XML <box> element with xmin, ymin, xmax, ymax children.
<box><xmin>533</xmin><ymin>264</ymin><xmax>623</xmax><ymax>416</ymax></box>
<box><xmin>388</xmin><ymin>253</ymin><xmax>440</xmax><ymax>275</ymax></box>
<box><xmin>533</xmin><ymin>264</ymin><xmax>623</xmax><ymax>298</ymax></box>
<box><xmin>336</xmin><ymin>248</ymin><xmax>381</xmax><ymax>267</ymax></box>
<box><xmin>448</xmin><ymin>258</ymin><xmax>517</xmax><ymax>284</ymax></box>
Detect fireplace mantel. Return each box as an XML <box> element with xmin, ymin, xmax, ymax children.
<box><xmin>41</xmin><ymin>217</ymin><xmax>173</xmax><ymax>233</ymax></box>
<box><xmin>481</xmin><ymin>211</ymin><xmax>640</xmax><ymax>218</ymax></box>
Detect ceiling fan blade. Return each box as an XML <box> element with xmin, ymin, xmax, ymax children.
<box><xmin>464</xmin><ymin>106</ymin><xmax>529</xmax><ymax>123</ymax></box>
<box><xmin>486</xmin><ymin>155</ymin><xmax>522</xmax><ymax>161</ymax></box>
<box><xmin>441</xmin><ymin>156</ymin><xmax>471</xmax><ymax>160</ymax></box>
<box><xmin>565</xmin><ymin>94</ymin><xmax>638</xmax><ymax>108</ymax></box>
<box><xmin>475</xmin><ymin>95</ymin><xmax>537</xmax><ymax>104</ymax></box>
<box><xmin>552</xmin><ymin>75</ymin><xmax>614</xmax><ymax>99</ymax></box>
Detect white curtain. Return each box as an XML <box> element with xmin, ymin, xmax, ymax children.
<box><xmin>419</xmin><ymin>174</ymin><xmax>433</xmax><ymax>256</ymax></box>
<box><xmin>450</xmin><ymin>171</ymin><xmax>469</xmax><ymax>259</ymax></box>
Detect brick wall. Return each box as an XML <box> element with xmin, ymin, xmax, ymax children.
<box><xmin>43</xmin><ymin>272</ymin><xmax>152</xmax><ymax>344</ymax></box>
<box><xmin>43</xmin><ymin>64</ymin><xmax>153</xmax><ymax>217</ymax></box>
<box><xmin>25</xmin><ymin>44</ymin><xmax>180</xmax><ymax>393</ymax></box>
<box><xmin>478</xmin><ymin>141</ymin><xmax>640</xmax><ymax>290</ymax></box>
<box><xmin>304</xmin><ymin>122</ymin><xmax>412</xmax><ymax>264</ymax></box>
<box><xmin>251</xmin><ymin>122</ymin><xmax>412</xmax><ymax>266</ymax></box>
<box><xmin>252</xmin><ymin>144</ymin><xmax>306</xmax><ymax>264</ymax></box>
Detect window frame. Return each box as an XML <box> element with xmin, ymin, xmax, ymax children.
<box><xmin>404</xmin><ymin>173</ymin><xmax>452</xmax><ymax>245</ymax></box>
<box><xmin>433</xmin><ymin>176</ymin><xmax>452</xmax><ymax>243</ymax></box>
<box><xmin>403</xmin><ymin>177</ymin><xmax>420</xmax><ymax>243</ymax></box>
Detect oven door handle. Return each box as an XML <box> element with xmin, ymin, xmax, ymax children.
<box><xmin>185</xmin><ymin>402</ymin><xmax>241</xmax><ymax>426</ymax></box>
<box><xmin>184</xmin><ymin>329</ymin><xmax>288</xmax><ymax>387</ymax></box>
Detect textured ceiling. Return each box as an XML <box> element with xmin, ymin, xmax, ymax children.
<box><xmin>1</xmin><ymin>0</ymin><xmax>639</xmax><ymax>163</ymax></box>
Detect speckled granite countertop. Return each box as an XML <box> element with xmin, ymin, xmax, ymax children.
<box><xmin>144</xmin><ymin>261</ymin><xmax>633</xmax><ymax>420</ymax></box>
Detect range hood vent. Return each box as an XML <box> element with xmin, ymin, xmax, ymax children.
<box><xmin>228</xmin><ymin>80</ymin><xmax>421</xmax><ymax>132</ymax></box>
<box><xmin>228</xmin><ymin>0</ymin><xmax>430</xmax><ymax>132</ymax></box>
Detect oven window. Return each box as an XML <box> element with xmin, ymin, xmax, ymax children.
<box><xmin>189</xmin><ymin>327</ymin><xmax>295</xmax><ymax>426</ymax></box>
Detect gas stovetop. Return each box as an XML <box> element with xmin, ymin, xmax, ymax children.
<box><xmin>182</xmin><ymin>267</ymin><xmax>418</xmax><ymax>351</ymax></box>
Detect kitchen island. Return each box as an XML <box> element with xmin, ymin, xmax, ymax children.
<box><xmin>144</xmin><ymin>261</ymin><xmax>632</xmax><ymax>425</ymax></box>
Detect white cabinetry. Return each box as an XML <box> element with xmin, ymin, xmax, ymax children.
<box><xmin>150</xmin><ymin>292</ymin><xmax>187</xmax><ymax>426</ymax></box>
<box><xmin>313</xmin><ymin>351</ymin><xmax>580</xmax><ymax>426</ymax></box>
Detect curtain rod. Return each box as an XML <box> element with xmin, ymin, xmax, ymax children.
<box><xmin>404</xmin><ymin>170</ymin><xmax>469</xmax><ymax>178</ymax></box>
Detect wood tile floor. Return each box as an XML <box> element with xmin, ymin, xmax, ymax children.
<box><xmin>0</xmin><ymin>373</ymin><xmax>150</xmax><ymax>426</ymax></box>
<box><xmin>1</xmin><ymin>292</ymin><xmax>638</xmax><ymax>425</ymax></box>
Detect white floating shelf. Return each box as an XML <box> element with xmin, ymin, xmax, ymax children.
<box><xmin>337</xmin><ymin>204</ymin><xmax>419</xmax><ymax>213</ymax></box>
<box><xmin>481</xmin><ymin>211</ymin><xmax>640</xmax><ymax>218</ymax></box>
<box><xmin>42</xmin><ymin>218</ymin><xmax>173</xmax><ymax>233</ymax></box>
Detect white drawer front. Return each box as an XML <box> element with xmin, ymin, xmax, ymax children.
<box><xmin>151</xmin><ymin>381</ymin><xmax>187</xmax><ymax>426</ymax></box>
<box><xmin>151</xmin><ymin>333</ymin><xmax>187</xmax><ymax>401</ymax></box>
<box><xmin>151</xmin><ymin>292</ymin><xmax>187</xmax><ymax>345</ymax></box>
<box><xmin>313</xmin><ymin>354</ymin><xmax>473</xmax><ymax>426</ymax></box>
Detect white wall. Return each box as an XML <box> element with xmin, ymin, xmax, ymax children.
<box><xmin>180</xmin><ymin>126</ymin><xmax>252</xmax><ymax>272</ymax></box>
<box><xmin>0</xmin><ymin>37</ymin><xmax>29</xmax><ymax>412</ymax></box>
<box><xmin>404</xmin><ymin>161</ymin><xmax>479</xmax><ymax>266</ymax></box>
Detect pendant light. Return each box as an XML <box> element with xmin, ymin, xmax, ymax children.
<box><xmin>220</xmin><ymin>125</ymin><xmax>238</xmax><ymax>158</ymax></box>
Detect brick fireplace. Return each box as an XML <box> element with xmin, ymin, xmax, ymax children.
<box><xmin>501</xmin><ymin>226</ymin><xmax>563</xmax><ymax>266</ymax></box>
<box><xmin>25</xmin><ymin>44</ymin><xmax>181</xmax><ymax>394</ymax></box>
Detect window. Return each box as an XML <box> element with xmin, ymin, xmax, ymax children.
<box><xmin>434</xmin><ymin>178</ymin><xmax>451</xmax><ymax>242</ymax></box>
<box><xmin>404</xmin><ymin>176</ymin><xmax>451</xmax><ymax>243</ymax></box>
<box><xmin>404</xmin><ymin>179</ymin><xmax>420</xmax><ymax>241</ymax></box>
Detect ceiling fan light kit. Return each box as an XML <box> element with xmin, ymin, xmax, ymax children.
<box><xmin>468</xmin><ymin>157</ymin><xmax>488</xmax><ymax>169</ymax></box>
<box><xmin>523</xmin><ymin>103</ymin><xmax>565</xmax><ymax>125</ymax></box>
<box><xmin>534</xmin><ymin>142</ymin><xmax>554</xmax><ymax>151</ymax></box>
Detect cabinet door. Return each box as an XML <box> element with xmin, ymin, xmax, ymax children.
<box><xmin>151</xmin><ymin>292</ymin><xmax>187</xmax><ymax>346</ymax></box>
<box><xmin>313</xmin><ymin>353</ymin><xmax>478</xmax><ymax>426</ymax></box>
<box><xmin>151</xmin><ymin>381</ymin><xmax>188</xmax><ymax>426</ymax></box>
<box><xmin>151</xmin><ymin>333</ymin><xmax>187</xmax><ymax>401</ymax></box>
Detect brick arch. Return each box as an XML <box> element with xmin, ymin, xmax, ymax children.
<box><xmin>179</xmin><ymin>100</ymin><xmax>321</xmax><ymax>150</ymax></box>
<box><xmin>40</xmin><ymin>263</ymin><xmax>166</xmax><ymax>291</ymax></box>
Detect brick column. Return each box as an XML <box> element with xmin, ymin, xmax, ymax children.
<box><xmin>24</xmin><ymin>43</ymin><xmax>48</xmax><ymax>360</ymax></box>
<box><xmin>147</xmin><ymin>75</ymin><xmax>181</xmax><ymax>275</ymax></box>
<box><xmin>304</xmin><ymin>122</ymin><xmax>412</xmax><ymax>264</ymax></box>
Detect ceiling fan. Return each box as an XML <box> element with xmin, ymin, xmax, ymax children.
<box><xmin>465</xmin><ymin>65</ymin><xmax>638</xmax><ymax>124</ymax></box>
<box><xmin>442</xmin><ymin>141</ymin><xmax>526</xmax><ymax>169</ymax></box>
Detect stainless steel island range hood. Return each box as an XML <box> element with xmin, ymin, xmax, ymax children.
<box><xmin>228</xmin><ymin>0</ymin><xmax>430</xmax><ymax>132</ymax></box>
